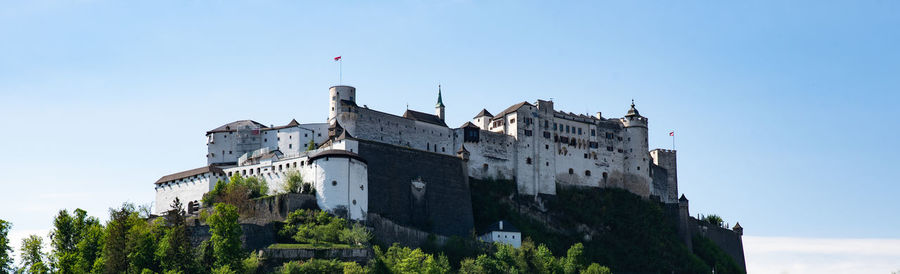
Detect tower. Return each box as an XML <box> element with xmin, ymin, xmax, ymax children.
<box><xmin>329</xmin><ymin>85</ymin><xmax>357</xmax><ymax>122</ymax></box>
<box><xmin>621</xmin><ymin>100</ymin><xmax>651</xmax><ymax>196</ymax></box>
<box><xmin>435</xmin><ymin>85</ymin><xmax>445</xmax><ymax>121</ymax></box>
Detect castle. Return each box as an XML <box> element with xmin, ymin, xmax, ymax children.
<box><xmin>154</xmin><ymin>85</ymin><xmax>680</xmax><ymax>219</ymax></box>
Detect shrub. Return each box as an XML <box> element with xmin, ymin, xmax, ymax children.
<box><xmin>280</xmin><ymin>259</ymin><xmax>343</xmax><ymax>274</ymax></box>
<box><xmin>702</xmin><ymin>214</ymin><xmax>725</xmax><ymax>228</ymax></box>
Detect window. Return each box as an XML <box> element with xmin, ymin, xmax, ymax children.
<box><xmin>546</xmin><ymin>162</ymin><xmax>549</xmax><ymax>166</ymax></box>
<box><xmin>585</xmin><ymin>170</ymin><xmax>591</xmax><ymax>176</ymax></box>
<box><xmin>591</xmin><ymin>129</ymin><xmax>596</xmax><ymax>136</ymax></box>
<box><xmin>526</xmin><ymin>158</ymin><xmax>532</xmax><ymax>165</ymax></box>
<box><xmin>578</xmin><ymin>128</ymin><xmax>582</xmax><ymax>135</ymax></box>
<box><xmin>524</xmin><ymin>130</ymin><xmax>533</xmax><ymax>136</ymax></box>
<box><xmin>352</xmin><ymin>199</ymin><xmax>357</xmax><ymax>205</ymax></box>
<box><xmin>589</xmin><ymin>141</ymin><xmax>599</xmax><ymax>149</ymax></box>
<box><xmin>607</xmin><ymin>146</ymin><xmax>613</xmax><ymax>151</ymax></box>
<box><xmin>566</xmin><ymin>125</ymin><xmax>570</xmax><ymax>133</ymax></box>
<box><xmin>543</xmin><ymin>131</ymin><xmax>551</xmax><ymax>138</ymax></box>
<box><xmin>553</xmin><ymin>123</ymin><xmax>557</xmax><ymax>130</ymax></box>
<box><xmin>289</xmin><ymin>144</ymin><xmax>293</xmax><ymax>149</ymax></box>
<box><xmin>544</xmin><ymin>120</ymin><xmax>549</xmax><ymax>128</ymax></box>
<box><xmin>637</xmin><ymin>166</ymin><xmax>641</xmax><ymax>170</ymax></box>
<box><xmin>229</xmin><ymin>151</ymin><xmax>232</xmax><ymax>154</ymax></box>
<box><xmin>510</xmin><ymin>118</ymin><xmax>516</xmax><ymax>124</ymax></box>
<box><xmin>545</xmin><ymin>144</ymin><xmax>549</xmax><ymax>150</ymax></box>
<box><xmin>332</xmin><ymin>180</ymin><xmax>337</xmax><ymax>186</ymax></box>
<box><xmin>568</xmin><ymin>168</ymin><xmax>574</xmax><ymax>175</ymax></box>
<box><xmin>483</xmin><ymin>164</ymin><xmax>489</xmax><ymax>173</ymax></box>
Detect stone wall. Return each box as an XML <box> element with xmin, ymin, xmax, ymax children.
<box><xmin>689</xmin><ymin>218</ymin><xmax>746</xmax><ymax>271</ymax></box>
<box><xmin>260</xmin><ymin>247</ymin><xmax>372</xmax><ymax>266</ymax></box>
<box><xmin>357</xmin><ymin>139</ymin><xmax>475</xmax><ymax>237</ymax></box>
<box><xmin>188</xmin><ymin>223</ymin><xmax>276</xmax><ymax>252</ymax></box>
<box><xmin>367</xmin><ymin>213</ymin><xmax>448</xmax><ymax>247</ymax></box>
<box><xmin>242</xmin><ymin>193</ymin><xmax>319</xmax><ymax>225</ymax></box>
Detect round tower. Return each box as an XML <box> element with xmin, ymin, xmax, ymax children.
<box><xmin>621</xmin><ymin>100</ymin><xmax>651</xmax><ymax>196</ymax></box>
<box><xmin>329</xmin><ymin>85</ymin><xmax>357</xmax><ymax>121</ymax></box>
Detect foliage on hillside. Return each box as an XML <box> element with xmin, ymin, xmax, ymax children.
<box><xmin>469</xmin><ymin>178</ymin><xmax>711</xmax><ymax>273</ymax></box>
<box><xmin>278</xmin><ymin>209</ymin><xmax>371</xmax><ymax>247</ymax></box>
<box><xmin>693</xmin><ymin>235</ymin><xmax>743</xmax><ymax>274</ymax></box>
<box><xmin>202</xmin><ymin>174</ymin><xmax>270</xmax><ymax>211</ymax></box>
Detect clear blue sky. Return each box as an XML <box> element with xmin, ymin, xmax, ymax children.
<box><xmin>1</xmin><ymin>0</ymin><xmax>898</xmax><ymax>266</ymax></box>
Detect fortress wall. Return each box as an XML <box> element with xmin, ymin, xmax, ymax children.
<box><xmin>689</xmin><ymin>218</ymin><xmax>747</xmax><ymax>271</ymax></box>
<box><xmin>337</xmin><ymin>108</ymin><xmax>455</xmax><ymax>156</ymax></box>
<box><xmin>357</xmin><ymin>140</ymin><xmax>475</xmax><ymax>237</ymax></box>
<box><xmin>462</xmin><ymin>130</ymin><xmax>517</xmax><ymax>181</ymax></box>
<box><xmin>155</xmin><ymin>174</ymin><xmax>223</xmax><ymax>214</ymax></box>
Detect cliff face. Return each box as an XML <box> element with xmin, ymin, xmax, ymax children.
<box><xmin>469</xmin><ymin>178</ymin><xmax>745</xmax><ymax>273</ymax></box>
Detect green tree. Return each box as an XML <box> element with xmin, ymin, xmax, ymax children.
<box><xmin>103</xmin><ymin>203</ymin><xmax>138</xmax><ymax>273</ymax></box>
<box><xmin>0</xmin><ymin>219</ymin><xmax>12</xmax><ymax>273</ymax></box>
<box><xmin>75</xmin><ymin>222</ymin><xmax>105</xmax><ymax>274</ymax></box>
<box><xmin>562</xmin><ymin>243</ymin><xmax>587</xmax><ymax>274</ymax></box>
<box><xmin>208</xmin><ymin>203</ymin><xmax>245</xmax><ymax>271</ymax></box>
<box><xmin>306</xmin><ymin>139</ymin><xmax>316</xmax><ymax>151</ymax></box>
<box><xmin>158</xmin><ymin>198</ymin><xmax>196</xmax><ymax>273</ymax></box>
<box><xmin>340</xmin><ymin>223</ymin><xmax>371</xmax><ymax>246</ymax></box>
<box><xmin>126</xmin><ymin>218</ymin><xmax>163</xmax><ymax>273</ymax></box>
<box><xmin>702</xmin><ymin>214</ymin><xmax>725</xmax><ymax>228</ymax></box>
<box><xmin>279</xmin><ymin>259</ymin><xmax>344</xmax><ymax>274</ymax></box>
<box><xmin>50</xmin><ymin>208</ymin><xmax>101</xmax><ymax>273</ymax></box>
<box><xmin>372</xmin><ymin>244</ymin><xmax>451</xmax><ymax>274</ymax></box>
<box><xmin>581</xmin><ymin>263</ymin><xmax>611</xmax><ymax>274</ymax></box>
<box><xmin>20</xmin><ymin>235</ymin><xmax>48</xmax><ymax>274</ymax></box>
<box><xmin>283</xmin><ymin>170</ymin><xmax>304</xmax><ymax>194</ymax></box>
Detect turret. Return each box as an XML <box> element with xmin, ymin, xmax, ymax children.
<box><xmin>329</xmin><ymin>85</ymin><xmax>357</xmax><ymax>121</ymax></box>
<box><xmin>473</xmin><ymin>109</ymin><xmax>493</xmax><ymax>130</ymax></box>
<box><xmin>621</xmin><ymin>100</ymin><xmax>651</xmax><ymax>196</ymax></box>
<box><xmin>435</xmin><ymin>85</ymin><xmax>446</xmax><ymax>121</ymax></box>
<box><xmin>733</xmin><ymin>222</ymin><xmax>743</xmax><ymax>236</ymax></box>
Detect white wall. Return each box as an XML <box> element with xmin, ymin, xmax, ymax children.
<box><xmin>154</xmin><ymin>173</ymin><xmax>225</xmax><ymax>214</ymax></box>
<box><xmin>479</xmin><ymin>231</ymin><xmax>522</xmax><ymax>248</ymax></box>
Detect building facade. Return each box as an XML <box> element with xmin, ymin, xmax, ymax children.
<box><xmin>154</xmin><ymin>84</ymin><xmax>680</xmax><ymax>221</ymax></box>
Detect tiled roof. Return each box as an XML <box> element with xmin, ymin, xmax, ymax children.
<box><xmin>459</xmin><ymin>121</ymin><xmax>478</xmax><ymax>128</ymax></box>
<box><xmin>402</xmin><ymin>110</ymin><xmax>447</xmax><ymax>127</ymax></box>
<box><xmin>474</xmin><ymin>109</ymin><xmax>493</xmax><ymax>118</ymax></box>
<box><xmin>155</xmin><ymin>165</ymin><xmax>225</xmax><ymax>185</ymax></box>
<box><xmin>491</xmin><ymin>102</ymin><xmax>533</xmax><ymax>120</ymax></box>
<box><xmin>206</xmin><ymin>120</ymin><xmax>268</xmax><ymax>134</ymax></box>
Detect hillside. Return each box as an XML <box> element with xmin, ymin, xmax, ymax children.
<box><xmin>469</xmin><ymin>178</ymin><xmax>743</xmax><ymax>273</ymax></box>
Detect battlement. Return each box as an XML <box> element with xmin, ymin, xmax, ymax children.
<box><xmin>651</xmin><ymin>149</ymin><xmax>677</xmax><ymax>154</ymax></box>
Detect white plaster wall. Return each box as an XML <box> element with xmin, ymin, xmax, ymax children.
<box><xmin>154</xmin><ymin>173</ymin><xmax>225</xmax><ymax>214</ymax></box>
<box><xmin>310</xmin><ymin>156</ymin><xmax>368</xmax><ymax>221</ymax></box>
<box><xmin>479</xmin><ymin>231</ymin><xmax>522</xmax><ymax>248</ymax></box>
<box><xmin>207</xmin><ymin>132</ymin><xmax>240</xmax><ymax>165</ymax></box>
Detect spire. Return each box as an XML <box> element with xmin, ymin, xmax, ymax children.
<box><xmin>436</xmin><ymin>84</ymin><xmax>445</xmax><ymax>108</ymax></box>
<box><xmin>626</xmin><ymin>99</ymin><xmax>641</xmax><ymax>117</ymax></box>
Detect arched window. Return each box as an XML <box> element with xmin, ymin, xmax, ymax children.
<box><xmin>332</xmin><ymin>180</ymin><xmax>338</xmax><ymax>186</ymax></box>
<box><xmin>585</xmin><ymin>170</ymin><xmax>591</xmax><ymax>176</ymax></box>
<box><xmin>526</xmin><ymin>158</ymin><xmax>532</xmax><ymax>165</ymax></box>
<box><xmin>568</xmin><ymin>168</ymin><xmax>574</xmax><ymax>175</ymax></box>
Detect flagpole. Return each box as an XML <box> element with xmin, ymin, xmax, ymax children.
<box><xmin>672</xmin><ymin>131</ymin><xmax>676</xmax><ymax>150</ymax></box>
<box><xmin>339</xmin><ymin>59</ymin><xmax>342</xmax><ymax>85</ymax></box>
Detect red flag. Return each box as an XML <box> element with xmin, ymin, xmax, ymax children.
<box><xmin>334</xmin><ymin>56</ymin><xmax>341</xmax><ymax>61</ymax></box>
<box><xmin>669</xmin><ymin>131</ymin><xmax>675</xmax><ymax>136</ymax></box>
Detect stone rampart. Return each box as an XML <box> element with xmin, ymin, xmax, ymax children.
<box><xmin>357</xmin><ymin>139</ymin><xmax>475</xmax><ymax>237</ymax></box>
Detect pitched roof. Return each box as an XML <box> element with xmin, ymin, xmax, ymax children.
<box><xmin>484</xmin><ymin>220</ymin><xmax>520</xmax><ymax>233</ymax></box>
<box><xmin>491</xmin><ymin>102</ymin><xmax>533</xmax><ymax>120</ymax></box>
<box><xmin>206</xmin><ymin>120</ymin><xmax>268</xmax><ymax>134</ymax></box>
<box><xmin>402</xmin><ymin>110</ymin><xmax>447</xmax><ymax>127</ymax></box>
<box><xmin>473</xmin><ymin>109</ymin><xmax>493</xmax><ymax>118</ymax></box>
<box><xmin>679</xmin><ymin>194</ymin><xmax>688</xmax><ymax>202</ymax></box>
<box><xmin>267</xmin><ymin>119</ymin><xmax>303</xmax><ymax>130</ymax></box>
<box><xmin>155</xmin><ymin>165</ymin><xmax>225</xmax><ymax>185</ymax></box>
<box><xmin>459</xmin><ymin>121</ymin><xmax>478</xmax><ymax>128</ymax></box>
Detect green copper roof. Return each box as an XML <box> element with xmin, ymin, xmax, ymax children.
<box><xmin>436</xmin><ymin>85</ymin><xmax>445</xmax><ymax>108</ymax></box>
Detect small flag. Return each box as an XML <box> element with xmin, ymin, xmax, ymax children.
<box><xmin>334</xmin><ymin>56</ymin><xmax>342</xmax><ymax>61</ymax></box>
<box><xmin>669</xmin><ymin>131</ymin><xmax>675</xmax><ymax>136</ymax></box>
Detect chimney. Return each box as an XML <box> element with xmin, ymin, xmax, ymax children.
<box><xmin>499</xmin><ymin>221</ymin><xmax>504</xmax><ymax>230</ymax></box>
